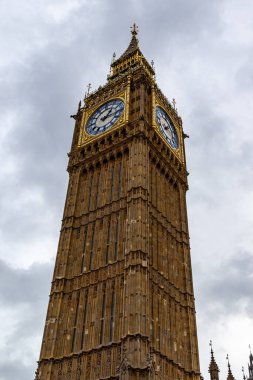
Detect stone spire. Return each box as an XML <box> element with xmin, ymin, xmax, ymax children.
<box><xmin>248</xmin><ymin>346</ymin><xmax>253</xmax><ymax>380</ymax></box>
<box><xmin>208</xmin><ymin>341</ymin><xmax>220</xmax><ymax>380</ymax></box>
<box><xmin>114</xmin><ymin>23</ymin><xmax>139</xmax><ymax>63</ymax></box>
<box><xmin>226</xmin><ymin>355</ymin><xmax>236</xmax><ymax>380</ymax></box>
<box><xmin>109</xmin><ymin>24</ymin><xmax>155</xmax><ymax>79</ymax></box>
<box><xmin>242</xmin><ymin>366</ymin><xmax>247</xmax><ymax>380</ymax></box>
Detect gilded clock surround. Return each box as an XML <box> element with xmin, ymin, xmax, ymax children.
<box><xmin>79</xmin><ymin>83</ymin><xmax>185</xmax><ymax>165</ymax></box>
<box><xmin>85</xmin><ymin>98</ymin><xmax>125</xmax><ymax>136</ymax></box>
<box><xmin>152</xmin><ymin>85</ymin><xmax>185</xmax><ymax>163</ymax></box>
<box><xmin>79</xmin><ymin>89</ymin><xmax>129</xmax><ymax>145</ymax></box>
<box><xmin>35</xmin><ymin>25</ymin><xmax>200</xmax><ymax>380</ymax></box>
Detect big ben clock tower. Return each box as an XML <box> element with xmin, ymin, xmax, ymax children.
<box><xmin>36</xmin><ymin>25</ymin><xmax>201</xmax><ymax>380</ymax></box>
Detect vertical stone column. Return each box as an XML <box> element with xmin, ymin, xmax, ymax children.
<box><xmin>120</xmin><ymin>133</ymin><xmax>152</xmax><ymax>379</ymax></box>
<box><xmin>178</xmin><ymin>182</ymin><xmax>200</xmax><ymax>377</ymax></box>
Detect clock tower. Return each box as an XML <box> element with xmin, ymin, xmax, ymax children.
<box><xmin>36</xmin><ymin>25</ymin><xmax>201</xmax><ymax>380</ymax></box>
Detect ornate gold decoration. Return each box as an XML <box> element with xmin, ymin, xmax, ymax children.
<box><xmin>109</xmin><ymin>23</ymin><xmax>155</xmax><ymax>81</ymax></box>
<box><xmin>131</xmin><ymin>23</ymin><xmax>138</xmax><ymax>36</ymax></box>
<box><xmin>152</xmin><ymin>90</ymin><xmax>184</xmax><ymax>163</ymax></box>
<box><xmin>78</xmin><ymin>91</ymin><xmax>128</xmax><ymax>146</ymax></box>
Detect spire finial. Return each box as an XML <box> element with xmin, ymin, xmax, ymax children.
<box><xmin>250</xmin><ymin>344</ymin><xmax>253</xmax><ymax>364</ymax></box>
<box><xmin>226</xmin><ymin>354</ymin><xmax>231</xmax><ymax>368</ymax></box>
<box><xmin>84</xmin><ymin>83</ymin><xmax>91</xmax><ymax>98</ymax></box>
<box><xmin>131</xmin><ymin>23</ymin><xmax>138</xmax><ymax>36</ymax></box>
<box><xmin>112</xmin><ymin>52</ymin><xmax>116</xmax><ymax>64</ymax></box>
<box><xmin>226</xmin><ymin>354</ymin><xmax>236</xmax><ymax>380</ymax></box>
<box><xmin>210</xmin><ymin>340</ymin><xmax>214</xmax><ymax>356</ymax></box>
<box><xmin>242</xmin><ymin>366</ymin><xmax>246</xmax><ymax>380</ymax></box>
<box><xmin>249</xmin><ymin>344</ymin><xmax>253</xmax><ymax>379</ymax></box>
<box><xmin>87</xmin><ymin>83</ymin><xmax>91</xmax><ymax>95</ymax></box>
<box><xmin>208</xmin><ymin>340</ymin><xmax>220</xmax><ymax>380</ymax></box>
<box><xmin>227</xmin><ymin>355</ymin><xmax>234</xmax><ymax>376</ymax></box>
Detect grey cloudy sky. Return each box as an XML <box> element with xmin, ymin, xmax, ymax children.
<box><xmin>0</xmin><ymin>0</ymin><xmax>253</xmax><ymax>379</ymax></box>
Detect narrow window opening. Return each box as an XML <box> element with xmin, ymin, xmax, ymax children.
<box><xmin>71</xmin><ymin>329</ymin><xmax>76</xmax><ymax>353</ymax></box>
<box><xmin>105</xmin><ymin>218</ymin><xmax>110</xmax><ymax>264</ymax></box>
<box><xmin>118</xmin><ymin>161</ymin><xmax>122</xmax><ymax>198</ymax></box>
<box><xmin>114</xmin><ymin>219</ymin><xmax>119</xmax><ymax>261</ymax></box>
<box><xmin>151</xmin><ymin>289</ymin><xmax>154</xmax><ymax>341</ymax></box>
<box><xmin>95</xmin><ymin>169</ymin><xmax>101</xmax><ymax>208</ymax></box>
<box><xmin>157</xmin><ymin>295</ymin><xmax>160</xmax><ymax>351</ymax></box>
<box><xmin>110</xmin><ymin>162</ymin><xmax>115</xmax><ymax>202</ymax></box>
<box><xmin>81</xmin><ymin>227</ymin><xmax>88</xmax><ymax>273</ymax></box>
<box><xmin>71</xmin><ymin>291</ymin><xmax>80</xmax><ymax>352</ymax></box>
<box><xmin>109</xmin><ymin>287</ymin><xmax>115</xmax><ymax>342</ymax></box>
<box><xmin>99</xmin><ymin>289</ymin><xmax>106</xmax><ymax>345</ymax></box>
<box><xmin>80</xmin><ymin>294</ymin><xmax>88</xmax><ymax>350</ymax></box>
<box><xmin>89</xmin><ymin>223</ymin><xmax>95</xmax><ymax>270</ymax></box>
<box><xmin>88</xmin><ymin>172</ymin><xmax>94</xmax><ymax>210</ymax></box>
<box><xmin>157</xmin><ymin>223</ymin><xmax>159</xmax><ymax>270</ymax></box>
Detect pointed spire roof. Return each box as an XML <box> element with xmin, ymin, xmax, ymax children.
<box><xmin>110</xmin><ymin>24</ymin><xmax>155</xmax><ymax>79</ymax></box>
<box><xmin>120</xmin><ymin>23</ymin><xmax>139</xmax><ymax>58</ymax></box>
<box><xmin>208</xmin><ymin>341</ymin><xmax>220</xmax><ymax>380</ymax></box>
<box><xmin>248</xmin><ymin>345</ymin><xmax>253</xmax><ymax>380</ymax></box>
<box><xmin>249</xmin><ymin>345</ymin><xmax>253</xmax><ymax>363</ymax></box>
<box><xmin>226</xmin><ymin>355</ymin><xmax>236</xmax><ymax>380</ymax></box>
<box><xmin>242</xmin><ymin>366</ymin><xmax>247</xmax><ymax>380</ymax></box>
<box><xmin>112</xmin><ymin>23</ymin><xmax>140</xmax><ymax>65</ymax></box>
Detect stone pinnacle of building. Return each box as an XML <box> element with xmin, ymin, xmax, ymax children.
<box><xmin>109</xmin><ymin>24</ymin><xmax>155</xmax><ymax>80</ymax></box>
<box><xmin>248</xmin><ymin>345</ymin><xmax>253</xmax><ymax>380</ymax></box>
<box><xmin>208</xmin><ymin>341</ymin><xmax>220</xmax><ymax>380</ymax></box>
<box><xmin>242</xmin><ymin>366</ymin><xmax>247</xmax><ymax>380</ymax></box>
<box><xmin>113</xmin><ymin>23</ymin><xmax>140</xmax><ymax>64</ymax></box>
<box><xmin>226</xmin><ymin>354</ymin><xmax>236</xmax><ymax>380</ymax></box>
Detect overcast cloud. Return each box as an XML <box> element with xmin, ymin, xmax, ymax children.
<box><xmin>0</xmin><ymin>0</ymin><xmax>253</xmax><ymax>379</ymax></box>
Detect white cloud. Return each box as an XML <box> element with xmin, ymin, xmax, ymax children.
<box><xmin>45</xmin><ymin>0</ymin><xmax>83</xmax><ymax>23</ymax></box>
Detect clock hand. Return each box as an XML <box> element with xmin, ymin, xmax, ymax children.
<box><xmin>101</xmin><ymin>108</ymin><xmax>114</xmax><ymax>122</ymax></box>
<box><xmin>101</xmin><ymin>110</ymin><xmax>118</xmax><ymax>122</ymax></box>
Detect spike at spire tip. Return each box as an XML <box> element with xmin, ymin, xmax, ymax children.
<box><xmin>226</xmin><ymin>354</ymin><xmax>230</xmax><ymax>367</ymax></box>
<box><xmin>131</xmin><ymin>23</ymin><xmax>138</xmax><ymax>36</ymax></box>
<box><xmin>242</xmin><ymin>366</ymin><xmax>246</xmax><ymax>380</ymax></box>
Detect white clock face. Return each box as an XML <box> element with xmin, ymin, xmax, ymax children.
<box><xmin>86</xmin><ymin>99</ymin><xmax>125</xmax><ymax>135</ymax></box>
<box><xmin>156</xmin><ymin>106</ymin><xmax>178</xmax><ymax>149</ymax></box>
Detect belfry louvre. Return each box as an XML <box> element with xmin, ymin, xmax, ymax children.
<box><xmin>35</xmin><ymin>25</ymin><xmax>200</xmax><ymax>380</ymax></box>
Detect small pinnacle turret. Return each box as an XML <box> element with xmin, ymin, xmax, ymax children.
<box><xmin>226</xmin><ymin>355</ymin><xmax>236</xmax><ymax>380</ymax></box>
<box><xmin>248</xmin><ymin>346</ymin><xmax>253</xmax><ymax>380</ymax></box>
<box><xmin>209</xmin><ymin>341</ymin><xmax>220</xmax><ymax>380</ymax></box>
<box><xmin>242</xmin><ymin>366</ymin><xmax>246</xmax><ymax>380</ymax></box>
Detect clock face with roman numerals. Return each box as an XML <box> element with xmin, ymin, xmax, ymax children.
<box><xmin>86</xmin><ymin>99</ymin><xmax>125</xmax><ymax>136</ymax></box>
<box><xmin>156</xmin><ymin>106</ymin><xmax>178</xmax><ymax>149</ymax></box>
